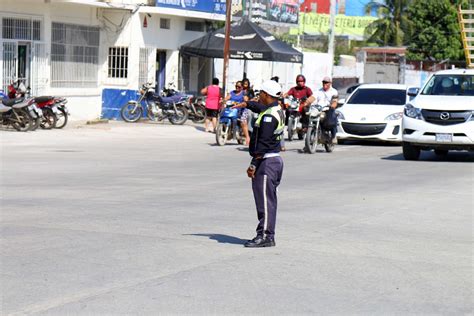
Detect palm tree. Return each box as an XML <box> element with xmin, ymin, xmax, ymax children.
<box><xmin>365</xmin><ymin>0</ymin><xmax>412</xmax><ymax>46</ymax></box>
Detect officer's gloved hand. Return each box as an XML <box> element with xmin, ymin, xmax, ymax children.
<box><xmin>247</xmin><ymin>165</ymin><xmax>256</xmax><ymax>178</ymax></box>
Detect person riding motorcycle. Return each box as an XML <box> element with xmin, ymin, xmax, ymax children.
<box><xmin>225</xmin><ymin>81</ymin><xmax>245</xmax><ymax>104</ymax></box>
<box><xmin>306</xmin><ymin>76</ymin><xmax>339</xmax><ymax>143</ymax></box>
<box><xmin>283</xmin><ymin>75</ymin><xmax>313</xmax><ymax>129</ymax></box>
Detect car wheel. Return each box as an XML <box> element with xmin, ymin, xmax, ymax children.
<box><xmin>402</xmin><ymin>142</ymin><xmax>420</xmax><ymax>161</ymax></box>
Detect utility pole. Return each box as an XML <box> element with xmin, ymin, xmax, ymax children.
<box><xmin>243</xmin><ymin>0</ymin><xmax>252</xmax><ymax>79</ymax></box>
<box><xmin>328</xmin><ymin>0</ymin><xmax>337</xmax><ymax>75</ymax></box>
<box><xmin>223</xmin><ymin>0</ymin><xmax>232</xmax><ymax>93</ymax></box>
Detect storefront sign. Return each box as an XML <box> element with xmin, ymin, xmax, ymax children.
<box><xmin>155</xmin><ymin>0</ymin><xmax>226</xmax><ymax>15</ymax></box>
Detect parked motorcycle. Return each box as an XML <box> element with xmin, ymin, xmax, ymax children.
<box><xmin>34</xmin><ymin>96</ymin><xmax>64</xmax><ymax>129</ymax></box>
<box><xmin>162</xmin><ymin>83</ymin><xmax>204</xmax><ymax>123</ymax></box>
<box><xmin>6</xmin><ymin>80</ymin><xmax>47</xmax><ymax>131</ymax></box>
<box><xmin>121</xmin><ymin>83</ymin><xmax>188</xmax><ymax>125</ymax></box>
<box><xmin>0</xmin><ymin>98</ymin><xmax>33</xmax><ymax>131</ymax></box>
<box><xmin>216</xmin><ymin>100</ymin><xmax>245</xmax><ymax>146</ymax></box>
<box><xmin>187</xmin><ymin>96</ymin><xmax>206</xmax><ymax>124</ymax></box>
<box><xmin>304</xmin><ymin>106</ymin><xmax>335</xmax><ymax>153</ymax></box>
<box><xmin>285</xmin><ymin>96</ymin><xmax>305</xmax><ymax>141</ymax></box>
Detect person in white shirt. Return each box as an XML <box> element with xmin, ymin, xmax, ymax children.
<box><xmin>307</xmin><ymin>76</ymin><xmax>339</xmax><ymax>143</ymax></box>
<box><xmin>309</xmin><ymin>76</ymin><xmax>338</xmax><ymax>107</ymax></box>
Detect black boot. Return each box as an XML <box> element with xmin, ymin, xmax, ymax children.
<box><xmin>244</xmin><ymin>236</ymin><xmax>275</xmax><ymax>248</ymax></box>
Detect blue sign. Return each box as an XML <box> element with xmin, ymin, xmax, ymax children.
<box><xmin>155</xmin><ymin>0</ymin><xmax>226</xmax><ymax>15</ymax></box>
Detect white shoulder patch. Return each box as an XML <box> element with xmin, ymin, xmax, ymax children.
<box><xmin>263</xmin><ymin>116</ymin><xmax>272</xmax><ymax>123</ymax></box>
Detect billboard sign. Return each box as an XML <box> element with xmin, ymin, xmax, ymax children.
<box><xmin>155</xmin><ymin>0</ymin><xmax>227</xmax><ymax>15</ymax></box>
<box><xmin>290</xmin><ymin>13</ymin><xmax>376</xmax><ymax>40</ymax></box>
<box><xmin>265</xmin><ymin>0</ymin><xmax>300</xmax><ymax>25</ymax></box>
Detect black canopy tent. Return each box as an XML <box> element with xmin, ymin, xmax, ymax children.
<box><xmin>180</xmin><ymin>20</ymin><xmax>303</xmax><ymax>64</ymax></box>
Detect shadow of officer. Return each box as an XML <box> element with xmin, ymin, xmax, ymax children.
<box><xmin>232</xmin><ymin>80</ymin><xmax>285</xmax><ymax>248</ymax></box>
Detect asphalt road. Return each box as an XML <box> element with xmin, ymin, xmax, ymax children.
<box><xmin>1</xmin><ymin>121</ymin><xmax>473</xmax><ymax>315</ymax></box>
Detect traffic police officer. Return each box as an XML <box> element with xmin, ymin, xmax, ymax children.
<box><xmin>233</xmin><ymin>80</ymin><xmax>285</xmax><ymax>248</ymax></box>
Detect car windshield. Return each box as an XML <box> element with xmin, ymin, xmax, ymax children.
<box><xmin>348</xmin><ymin>88</ymin><xmax>406</xmax><ymax>105</ymax></box>
<box><xmin>421</xmin><ymin>74</ymin><xmax>474</xmax><ymax>96</ymax></box>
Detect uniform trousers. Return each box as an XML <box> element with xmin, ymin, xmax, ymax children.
<box><xmin>251</xmin><ymin>156</ymin><xmax>284</xmax><ymax>239</ymax></box>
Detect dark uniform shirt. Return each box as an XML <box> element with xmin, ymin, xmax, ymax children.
<box><xmin>246</xmin><ymin>101</ymin><xmax>283</xmax><ymax>165</ymax></box>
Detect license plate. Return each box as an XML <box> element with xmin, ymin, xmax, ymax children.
<box><xmin>435</xmin><ymin>133</ymin><xmax>452</xmax><ymax>142</ymax></box>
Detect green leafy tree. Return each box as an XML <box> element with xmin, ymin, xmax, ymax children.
<box><xmin>406</xmin><ymin>0</ymin><xmax>464</xmax><ymax>61</ymax></box>
<box><xmin>364</xmin><ymin>0</ymin><xmax>412</xmax><ymax>46</ymax></box>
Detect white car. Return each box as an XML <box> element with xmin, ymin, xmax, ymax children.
<box><xmin>336</xmin><ymin>84</ymin><xmax>410</xmax><ymax>143</ymax></box>
<box><xmin>402</xmin><ymin>69</ymin><xmax>474</xmax><ymax>160</ymax></box>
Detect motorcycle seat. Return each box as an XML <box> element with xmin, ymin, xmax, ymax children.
<box><xmin>159</xmin><ymin>95</ymin><xmax>182</xmax><ymax>104</ymax></box>
<box><xmin>2</xmin><ymin>98</ymin><xmax>24</xmax><ymax>107</ymax></box>
<box><xmin>34</xmin><ymin>96</ymin><xmax>54</xmax><ymax>103</ymax></box>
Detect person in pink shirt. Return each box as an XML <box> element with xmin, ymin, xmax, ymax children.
<box><xmin>200</xmin><ymin>77</ymin><xmax>222</xmax><ymax>132</ymax></box>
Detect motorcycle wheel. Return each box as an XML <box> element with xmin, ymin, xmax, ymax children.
<box><xmin>11</xmin><ymin>109</ymin><xmax>32</xmax><ymax>132</ymax></box>
<box><xmin>304</xmin><ymin>125</ymin><xmax>319</xmax><ymax>154</ymax></box>
<box><xmin>54</xmin><ymin>107</ymin><xmax>68</xmax><ymax>129</ymax></box>
<box><xmin>287</xmin><ymin>118</ymin><xmax>294</xmax><ymax>141</ymax></box>
<box><xmin>29</xmin><ymin>116</ymin><xmax>41</xmax><ymax>131</ymax></box>
<box><xmin>168</xmin><ymin>104</ymin><xmax>188</xmax><ymax>125</ymax></box>
<box><xmin>216</xmin><ymin>123</ymin><xmax>228</xmax><ymax>146</ymax></box>
<box><xmin>40</xmin><ymin>107</ymin><xmax>57</xmax><ymax>130</ymax></box>
<box><xmin>191</xmin><ymin>105</ymin><xmax>206</xmax><ymax>124</ymax></box>
<box><xmin>120</xmin><ymin>102</ymin><xmax>143</xmax><ymax>122</ymax></box>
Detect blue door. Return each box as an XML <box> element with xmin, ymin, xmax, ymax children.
<box><xmin>156</xmin><ymin>50</ymin><xmax>166</xmax><ymax>93</ymax></box>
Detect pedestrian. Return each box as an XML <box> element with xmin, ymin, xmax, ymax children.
<box><xmin>232</xmin><ymin>80</ymin><xmax>285</xmax><ymax>248</ymax></box>
<box><xmin>201</xmin><ymin>77</ymin><xmax>222</xmax><ymax>133</ymax></box>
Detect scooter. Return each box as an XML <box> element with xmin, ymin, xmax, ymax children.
<box><xmin>215</xmin><ymin>100</ymin><xmax>245</xmax><ymax>146</ymax></box>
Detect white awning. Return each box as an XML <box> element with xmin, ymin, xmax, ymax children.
<box><xmin>48</xmin><ymin>0</ymin><xmax>136</xmax><ymax>11</ymax></box>
<box><xmin>137</xmin><ymin>6</ymin><xmax>225</xmax><ymax>21</ymax></box>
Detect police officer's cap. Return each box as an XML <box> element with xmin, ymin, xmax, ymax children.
<box><xmin>260</xmin><ymin>80</ymin><xmax>282</xmax><ymax>98</ymax></box>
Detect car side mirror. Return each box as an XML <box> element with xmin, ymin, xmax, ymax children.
<box><xmin>337</xmin><ymin>98</ymin><xmax>346</xmax><ymax>107</ymax></box>
<box><xmin>407</xmin><ymin>87</ymin><xmax>420</xmax><ymax>97</ymax></box>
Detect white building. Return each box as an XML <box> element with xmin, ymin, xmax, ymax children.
<box><xmin>0</xmin><ymin>0</ymin><xmax>225</xmax><ymax>120</ymax></box>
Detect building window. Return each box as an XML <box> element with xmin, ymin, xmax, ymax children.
<box><xmin>2</xmin><ymin>17</ymin><xmax>42</xmax><ymax>40</ymax></box>
<box><xmin>139</xmin><ymin>47</ymin><xmax>155</xmax><ymax>86</ymax></box>
<box><xmin>108</xmin><ymin>47</ymin><xmax>129</xmax><ymax>79</ymax></box>
<box><xmin>51</xmin><ymin>22</ymin><xmax>100</xmax><ymax>88</ymax></box>
<box><xmin>185</xmin><ymin>20</ymin><xmax>204</xmax><ymax>32</ymax></box>
<box><xmin>160</xmin><ymin>18</ymin><xmax>170</xmax><ymax>29</ymax></box>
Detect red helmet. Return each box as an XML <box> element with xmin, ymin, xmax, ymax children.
<box><xmin>296</xmin><ymin>74</ymin><xmax>306</xmax><ymax>83</ymax></box>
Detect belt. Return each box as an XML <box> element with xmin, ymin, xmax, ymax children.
<box><xmin>263</xmin><ymin>153</ymin><xmax>280</xmax><ymax>159</ymax></box>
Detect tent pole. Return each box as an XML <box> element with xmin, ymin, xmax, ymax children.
<box><xmin>223</xmin><ymin>0</ymin><xmax>232</xmax><ymax>94</ymax></box>
<box><xmin>243</xmin><ymin>59</ymin><xmax>247</xmax><ymax>79</ymax></box>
